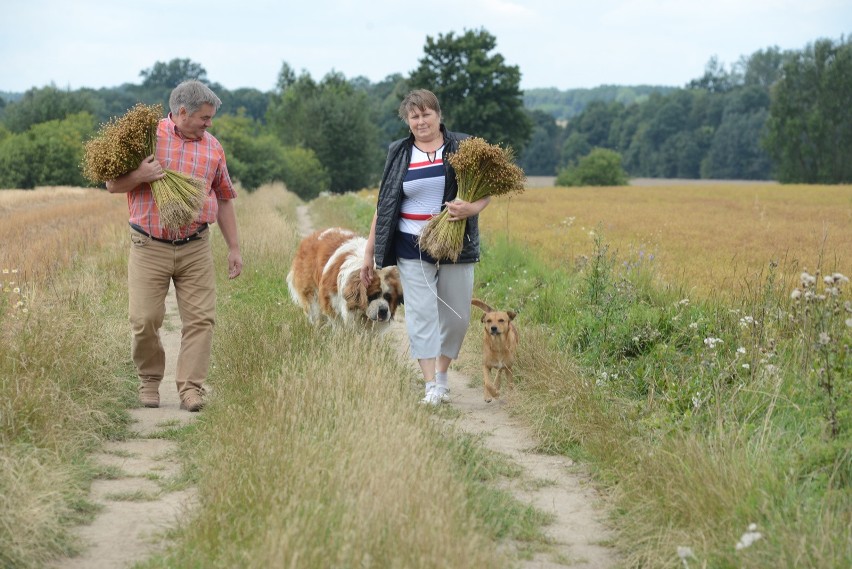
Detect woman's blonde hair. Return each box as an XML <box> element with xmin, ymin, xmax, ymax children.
<box><xmin>398</xmin><ymin>89</ymin><xmax>442</xmax><ymax>121</ymax></box>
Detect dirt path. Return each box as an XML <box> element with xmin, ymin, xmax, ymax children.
<box><xmin>299</xmin><ymin>206</ymin><xmax>617</xmax><ymax>568</ymax></box>
<box><xmin>52</xmin><ymin>286</ymin><xmax>197</xmax><ymax>569</ymax></box>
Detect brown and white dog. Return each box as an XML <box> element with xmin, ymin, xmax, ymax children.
<box><xmin>287</xmin><ymin>228</ymin><xmax>403</xmax><ymax>332</ymax></box>
<box><xmin>471</xmin><ymin>298</ymin><xmax>519</xmax><ymax>402</ymax></box>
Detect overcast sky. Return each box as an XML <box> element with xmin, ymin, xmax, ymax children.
<box><xmin>2</xmin><ymin>0</ymin><xmax>849</xmax><ymax>94</ymax></box>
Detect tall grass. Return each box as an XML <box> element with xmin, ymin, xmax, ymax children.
<box><xmin>468</xmin><ymin>230</ymin><xmax>850</xmax><ymax>567</ymax></box>
<box><xmin>0</xmin><ymin>188</ymin><xmax>134</xmax><ymax>568</ymax></box>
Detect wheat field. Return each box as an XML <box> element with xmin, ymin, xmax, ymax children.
<box><xmin>481</xmin><ymin>182</ymin><xmax>852</xmax><ymax>297</ymax></box>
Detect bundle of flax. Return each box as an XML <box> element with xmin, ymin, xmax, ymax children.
<box><xmin>418</xmin><ymin>137</ymin><xmax>526</xmax><ymax>262</ymax></box>
<box><xmin>82</xmin><ymin>103</ymin><xmax>206</xmax><ymax>229</ymax></box>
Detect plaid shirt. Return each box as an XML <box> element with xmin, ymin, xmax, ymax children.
<box><xmin>126</xmin><ymin>115</ymin><xmax>237</xmax><ymax>239</ymax></box>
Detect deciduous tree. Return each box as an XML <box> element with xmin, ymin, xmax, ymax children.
<box><xmin>408</xmin><ymin>28</ymin><xmax>531</xmax><ymax>153</ymax></box>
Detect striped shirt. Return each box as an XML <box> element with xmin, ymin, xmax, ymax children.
<box><xmin>126</xmin><ymin>115</ymin><xmax>237</xmax><ymax>240</ymax></box>
<box><xmin>398</xmin><ymin>144</ymin><xmax>445</xmax><ymax>236</ymax></box>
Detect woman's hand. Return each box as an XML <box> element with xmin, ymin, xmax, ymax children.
<box><xmin>444</xmin><ymin>196</ymin><xmax>491</xmax><ymax>221</ymax></box>
<box><xmin>360</xmin><ymin>262</ymin><xmax>374</xmax><ymax>287</ymax></box>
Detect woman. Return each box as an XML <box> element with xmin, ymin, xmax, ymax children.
<box><xmin>360</xmin><ymin>89</ymin><xmax>490</xmax><ymax>405</ymax></box>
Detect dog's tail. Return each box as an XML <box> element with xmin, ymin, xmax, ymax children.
<box><xmin>471</xmin><ymin>298</ymin><xmax>494</xmax><ymax>313</ymax></box>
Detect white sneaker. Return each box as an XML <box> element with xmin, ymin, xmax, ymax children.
<box><xmin>422</xmin><ymin>384</ymin><xmax>449</xmax><ymax>406</ymax></box>
<box><xmin>420</xmin><ymin>381</ymin><xmax>436</xmax><ymax>404</ymax></box>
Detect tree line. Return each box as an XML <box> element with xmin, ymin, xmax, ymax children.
<box><xmin>526</xmin><ymin>36</ymin><xmax>852</xmax><ymax>183</ymax></box>
<box><xmin>0</xmin><ymin>30</ymin><xmax>849</xmax><ymax>194</ymax></box>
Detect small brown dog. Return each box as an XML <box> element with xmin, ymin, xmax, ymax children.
<box><xmin>471</xmin><ymin>298</ymin><xmax>519</xmax><ymax>402</ymax></box>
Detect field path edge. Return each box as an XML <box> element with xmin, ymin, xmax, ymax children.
<box><xmin>51</xmin><ymin>286</ymin><xmax>197</xmax><ymax>569</ymax></box>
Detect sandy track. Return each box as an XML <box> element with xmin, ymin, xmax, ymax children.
<box><xmin>52</xmin><ymin>287</ymin><xmax>197</xmax><ymax>569</ymax></box>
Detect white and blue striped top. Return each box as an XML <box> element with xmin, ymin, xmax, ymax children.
<box><xmin>398</xmin><ymin>144</ymin><xmax>446</xmax><ymax>236</ymax></box>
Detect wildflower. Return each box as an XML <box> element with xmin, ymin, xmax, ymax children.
<box><xmin>742</xmin><ymin>363</ymin><xmax>750</xmax><ymax>370</ymax></box>
<box><xmin>827</xmin><ymin>272</ymin><xmax>849</xmax><ymax>285</ymax></box>
<box><xmin>677</xmin><ymin>545</ymin><xmax>696</xmax><ymax>568</ymax></box>
<box><xmin>704</xmin><ymin>337</ymin><xmax>723</xmax><ymax>349</ymax></box>
<box><xmin>735</xmin><ymin>523</ymin><xmax>763</xmax><ymax>551</ymax></box>
<box><xmin>692</xmin><ymin>392</ymin><xmax>702</xmax><ymax>410</ymax></box>
<box><xmin>737</xmin><ymin>347</ymin><xmax>746</xmax><ymax>355</ymax></box>
<box><xmin>845</xmin><ymin>318</ymin><xmax>852</xmax><ymax>328</ymax></box>
<box><xmin>800</xmin><ymin>272</ymin><xmax>817</xmax><ymax>288</ymax></box>
<box><xmin>739</xmin><ymin>316</ymin><xmax>755</xmax><ymax>327</ymax></box>
<box><xmin>678</xmin><ymin>298</ymin><xmax>690</xmax><ymax>306</ymax></box>
<box><xmin>689</xmin><ymin>322</ymin><xmax>698</xmax><ymax>330</ymax></box>
<box><xmin>2</xmin><ymin>268</ymin><xmax>7</xmax><ymax>274</ymax></box>
<box><xmin>12</xmin><ymin>287</ymin><xmax>20</xmax><ymax>294</ymax></box>
<box><xmin>818</xmin><ymin>332</ymin><xmax>831</xmax><ymax>345</ymax></box>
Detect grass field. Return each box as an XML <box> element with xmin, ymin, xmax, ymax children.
<box><xmin>2</xmin><ymin>182</ymin><xmax>850</xmax><ymax>568</ymax></box>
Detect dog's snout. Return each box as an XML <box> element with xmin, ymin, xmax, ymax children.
<box><xmin>377</xmin><ymin>307</ymin><xmax>389</xmax><ymax>320</ymax></box>
<box><xmin>489</xmin><ymin>326</ymin><xmax>500</xmax><ymax>335</ymax></box>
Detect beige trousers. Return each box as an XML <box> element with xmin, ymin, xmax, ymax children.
<box><xmin>128</xmin><ymin>228</ymin><xmax>216</xmax><ymax>399</ymax></box>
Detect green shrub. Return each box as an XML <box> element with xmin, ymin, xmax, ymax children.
<box><xmin>0</xmin><ymin>112</ymin><xmax>95</xmax><ymax>189</ymax></box>
<box><xmin>280</xmin><ymin>145</ymin><xmax>330</xmax><ymax>201</ymax></box>
<box><xmin>555</xmin><ymin>147</ymin><xmax>628</xmax><ymax>187</ymax></box>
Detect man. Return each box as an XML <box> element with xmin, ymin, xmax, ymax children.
<box><xmin>106</xmin><ymin>80</ymin><xmax>242</xmax><ymax>412</ymax></box>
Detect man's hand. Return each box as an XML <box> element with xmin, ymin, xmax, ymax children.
<box><xmin>137</xmin><ymin>154</ymin><xmax>166</xmax><ymax>182</ymax></box>
<box><xmin>228</xmin><ymin>250</ymin><xmax>243</xmax><ymax>279</ymax></box>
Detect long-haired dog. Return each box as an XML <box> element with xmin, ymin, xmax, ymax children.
<box><xmin>471</xmin><ymin>298</ymin><xmax>519</xmax><ymax>402</ymax></box>
<box><xmin>287</xmin><ymin>228</ymin><xmax>403</xmax><ymax>332</ymax></box>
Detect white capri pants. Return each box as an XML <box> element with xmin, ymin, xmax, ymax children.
<box><xmin>396</xmin><ymin>258</ymin><xmax>474</xmax><ymax>360</ymax></box>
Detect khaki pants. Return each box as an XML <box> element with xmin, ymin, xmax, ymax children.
<box><xmin>128</xmin><ymin>228</ymin><xmax>216</xmax><ymax>399</ymax></box>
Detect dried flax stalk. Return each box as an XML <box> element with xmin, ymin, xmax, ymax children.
<box><xmin>81</xmin><ymin>103</ymin><xmax>206</xmax><ymax>229</ymax></box>
<box><xmin>418</xmin><ymin>137</ymin><xmax>526</xmax><ymax>261</ymax></box>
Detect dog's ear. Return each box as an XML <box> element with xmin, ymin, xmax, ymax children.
<box><xmin>384</xmin><ymin>267</ymin><xmax>403</xmax><ymax>309</ymax></box>
<box><xmin>507</xmin><ymin>311</ymin><xmax>517</xmax><ymax>321</ymax></box>
<box><xmin>481</xmin><ymin>313</ymin><xmax>488</xmax><ymax>323</ymax></box>
<box><xmin>343</xmin><ymin>273</ymin><xmax>366</xmax><ymax>311</ymax></box>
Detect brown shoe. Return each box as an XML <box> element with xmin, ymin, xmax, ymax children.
<box><xmin>180</xmin><ymin>391</ymin><xmax>205</xmax><ymax>412</ymax></box>
<box><xmin>139</xmin><ymin>380</ymin><xmax>161</xmax><ymax>408</ymax></box>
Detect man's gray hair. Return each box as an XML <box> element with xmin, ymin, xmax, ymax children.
<box><xmin>169</xmin><ymin>80</ymin><xmax>222</xmax><ymax>116</ymax></box>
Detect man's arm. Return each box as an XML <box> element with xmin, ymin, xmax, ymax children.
<box><xmin>106</xmin><ymin>155</ymin><xmax>164</xmax><ymax>194</ymax></box>
<box><xmin>216</xmin><ymin>198</ymin><xmax>243</xmax><ymax>279</ymax></box>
